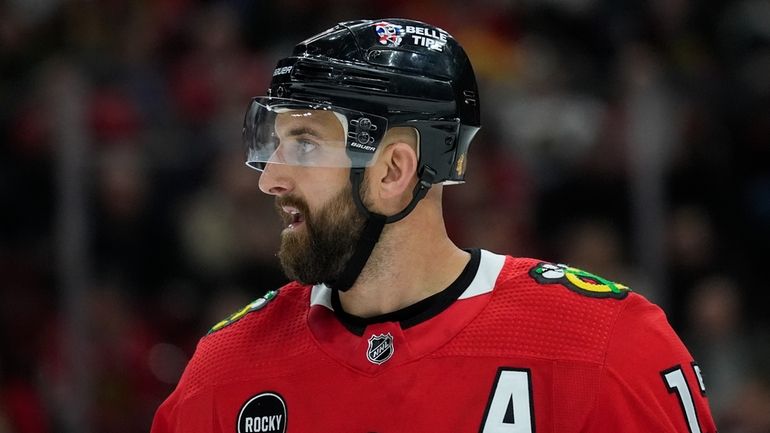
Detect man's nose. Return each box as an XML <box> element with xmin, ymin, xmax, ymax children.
<box><xmin>258</xmin><ymin>161</ymin><xmax>293</xmax><ymax>196</ymax></box>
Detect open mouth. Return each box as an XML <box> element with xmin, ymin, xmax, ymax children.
<box><xmin>281</xmin><ymin>205</ymin><xmax>305</xmax><ymax>230</ymax></box>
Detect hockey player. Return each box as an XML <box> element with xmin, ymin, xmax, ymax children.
<box><xmin>152</xmin><ymin>18</ymin><xmax>717</xmax><ymax>433</ymax></box>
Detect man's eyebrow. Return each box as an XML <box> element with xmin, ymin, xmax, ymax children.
<box><xmin>286</xmin><ymin>126</ymin><xmax>322</xmax><ymax>138</ymax></box>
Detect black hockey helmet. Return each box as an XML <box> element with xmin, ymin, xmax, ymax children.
<box><xmin>244</xmin><ymin>18</ymin><xmax>480</xmax><ymax>185</ymax></box>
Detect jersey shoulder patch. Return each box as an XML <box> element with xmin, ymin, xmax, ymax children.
<box><xmin>208</xmin><ymin>289</ymin><xmax>280</xmax><ymax>335</ymax></box>
<box><xmin>529</xmin><ymin>262</ymin><xmax>631</xmax><ymax>299</ymax></box>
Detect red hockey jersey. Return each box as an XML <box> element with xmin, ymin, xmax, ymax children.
<box><xmin>152</xmin><ymin>250</ymin><xmax>717</xmax><ymax>433</ymax></box>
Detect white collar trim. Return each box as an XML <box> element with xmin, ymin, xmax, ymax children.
<box><xmin>458</xmin><ymin>249</ymin><xmax>506</xmax><ymax>299</ymax></box>
<box><xmin>310</xmin><ymin>283</ymin><xmax>333</xmax><ymax>310</ymax></box>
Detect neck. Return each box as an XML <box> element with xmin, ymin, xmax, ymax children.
<box><xmin>338</xmin><ymin>202</ymin><xmax>470</xmax><ymax>318</ymax></box>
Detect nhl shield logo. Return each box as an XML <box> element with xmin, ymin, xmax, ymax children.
<box><xmin>366</xmin><ymin>333</ymin><xmax>394</xmax><ymax>365</ymax></box>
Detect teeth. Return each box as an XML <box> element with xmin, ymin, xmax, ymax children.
<box><xmin>281</xmin><ymin>205</ymin><xmax>303</xmax><ymax>228</ymax></box>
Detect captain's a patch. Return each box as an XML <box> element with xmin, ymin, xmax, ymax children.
<box><xmin>208</xmin><ymin>290</ymin><xmax>279</xmax><ymax>335</ymax></box>
<box><xmin>529</xmin><ymin>262</ymin><xmax>630</xmax><ymax>299</ymax></box>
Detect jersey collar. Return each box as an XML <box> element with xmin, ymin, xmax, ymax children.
<box><xmin>310</xmin><ymin>249</ymin><xmax>508</xmax><ymax>335</ymax></box>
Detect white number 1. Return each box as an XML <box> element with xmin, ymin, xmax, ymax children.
<box><xmin>662</xmin><ymin>365</ymin><xmax>703</xmax><ymax>433</ymax></box>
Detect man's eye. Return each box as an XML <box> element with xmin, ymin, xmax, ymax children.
<box><xmin>297</xmin><ymin>139</ymin><xmax>318</xmax><ymax>154</ymax></box>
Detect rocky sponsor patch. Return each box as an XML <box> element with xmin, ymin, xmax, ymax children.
<box><xmin>237</xmin><ymin>392</ymin><xmax>287</xmax><ymax>433</ymax></box>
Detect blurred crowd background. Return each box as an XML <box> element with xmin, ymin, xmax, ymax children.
<box><xmin>1</xmin><ymin>0</ymin><xmax>769</xmax><ymax>432</ymax></box>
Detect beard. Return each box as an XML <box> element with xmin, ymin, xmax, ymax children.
<box><xmin>275</xmin><ymin>182</ymin><xmax>367</xmax><ymax>285</ymax></box>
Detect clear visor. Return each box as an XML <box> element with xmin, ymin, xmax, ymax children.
<box><xmin>243</xmin><ymin>97</ymin><xmax>388</xmax><ymax>171</ymax></box>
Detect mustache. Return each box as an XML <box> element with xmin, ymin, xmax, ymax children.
<box><xmin>275</xmin><ymin>195</ymin><xmax>308</xmax><ymax>212</ymax></box>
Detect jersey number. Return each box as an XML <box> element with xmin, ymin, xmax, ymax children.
<box><xmin>481</xmin><ymin>364</ymin><xmax>707</xmax><ymax>433</ymax></box>
<box><xmin>662</xmin><ymin>364</ymin><xmax>706</xmax><ymax>433</ymax></box>
<box><xmin>480</xmin><ymin>368</ymin><xmax>534</xmax><ymax>433</ymax></box>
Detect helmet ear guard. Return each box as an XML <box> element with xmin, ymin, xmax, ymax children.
<box><xmin>403</xmin><ymin>120</ymin><xmax>479</xmax><ymax>185</ymax></box>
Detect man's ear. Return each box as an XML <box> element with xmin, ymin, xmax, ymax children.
<box><xmin>376</xmin><ymin>141</ymin><xmax>418</xmax><ymax>200</ymax></box>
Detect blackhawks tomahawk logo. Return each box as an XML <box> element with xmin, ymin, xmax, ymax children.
<box><xmin>530</xmin><ymin>263</ymin><xmax>630</xmax><ymax>299</ymax></box>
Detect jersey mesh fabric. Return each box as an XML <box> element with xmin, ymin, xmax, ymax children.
<box><xmin>435</xmin><ymin>257</ymin><xmax>625</xmax><ymax>364</ymax></box>
<box><xmin>180</xmin><ymin>282</ymin><xmax>314</xmax><ymax>399</ymax></box>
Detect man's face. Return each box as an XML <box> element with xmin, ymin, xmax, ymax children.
<box><xmin>258</xmin><ymin>110</ymin><xmax>367</xmax><ymax>285</ymax></box>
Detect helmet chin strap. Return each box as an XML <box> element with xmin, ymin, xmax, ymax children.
<box><xmin>325</xmin><ymin>166</ymin><xmax>437</xmax><ymax>292</ymax></box>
